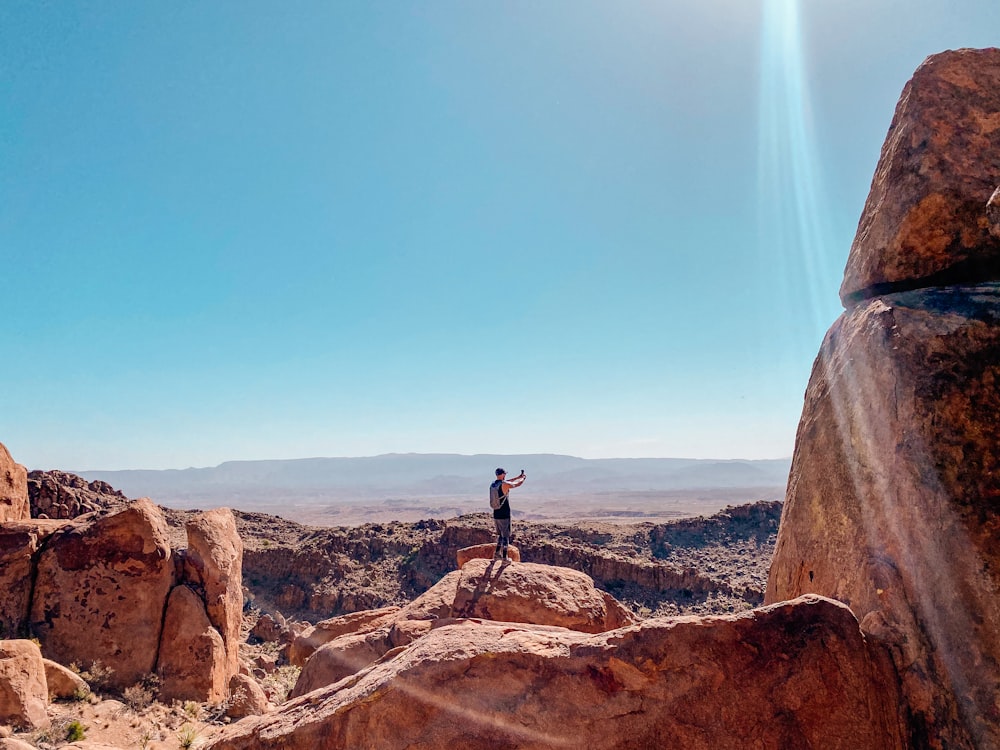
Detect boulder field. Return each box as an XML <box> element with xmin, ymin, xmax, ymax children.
<box><xmin>768</xmin><ymin>48</ymin><xmax>1000</xmax><ymax>750</ymax></box>
<box><xmin>0</xmin><ymin>454</ymin><xmax>244</xmax><ymax>704</ymax></box>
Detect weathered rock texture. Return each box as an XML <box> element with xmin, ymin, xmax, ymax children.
<box><xmin>290</xmin><ymin>561</ymin><xmax>636</xmax><ymax>699</ymax></box>
<box><xmin>206</xmin><ymin>596</ymin><xmax>904</xmax><ymax>750</ymax></box>
<box><xmin>0</xmin><ymin>520</ymin><xmax>64</xmax><ymax>638</ymax></box>
<box><xmin>0</xmin><ymin>444</ymin><xmax>29</xmax><ymax>523</ymax></box>
<box><xmin>30</xmin><ymin>498</ymin><xmax>176</xmax><ymax>688</ymax></box>
<box><xmin>770</xmin><ymin>48</ymin><xmax>1000</xmax><ymax>750</ymax></box>
<box><xmin>157</xmin><ymin>585</ymin><xmax>229</xmax><ymax>702</ymax></box>
<box><xmin>0</xmin><ymin>471</ymin><xmax>245</xmax><ymax>699</ymax></box>
<box><xmin>288</xmin><ymin>607</ymin><xmax>400</xmax><ymax>668</ymax></box>
<box><xmin>42</xmin><ymin>658</ymin><xmax>88</xmax><ymax>699</ymax></box>
<box><xmin>27</xmin><ymin>470</ymin><xmax>127</xmax><ymax>520</ymax></box>
<box><xmin>456</xmin><ymin>542</ymin><xmax>520</xmax><ymax>566</ymax></box>
<box><xmin>769</xmin><ymin>286</ymin><xmax>1000</xmax><ymax>749</ymax></box>
<box><xmin>183</xmin><ymin>509</ymin><xmax>243</xmax><ymax>680</ymax></box>
<box><xmin>0</xmin><ymin>640</ymin><xmax>48</xmax><ymax>730</ymax></box>
<box><xmin>452</xmin><ymin>559</ymin><xmax>636</xmax><ymax>633</ymax></box>
<box><xmin>226</xmin><ymin>673</ymin><xmax>269</xmax><ymax>719</ymax></box>
<box><xmin>841</xmin><ymin>48</ymin><xmax>1000</xmax><ymax>305</ymax></box>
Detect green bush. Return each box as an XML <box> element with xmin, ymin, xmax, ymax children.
<box><xmin>66</xmin><ymin>720</ymin><xmax>87</xmax><ymax>741</ymax></box>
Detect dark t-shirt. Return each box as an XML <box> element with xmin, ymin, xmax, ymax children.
<box><xmin>492</xmin><ymin>481</ymin><xmax>511</xmax><ymax>520</ymax></box>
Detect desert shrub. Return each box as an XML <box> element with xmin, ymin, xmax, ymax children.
<box><xmin>123</xmin><ymin>682</ymin><xmax>155</xmax><ymax>711</ymax></box>
<box><xmin>66</xmin><ymin>719</ymin><xmax>87</xmax><ymax>741</ymax></box>
<box><xmin>70</xmin><ymin>659</ymin><xmax>115</xmax><ymax>691</ymax></box>
<box><xmin>177</xmin><ymin>723</ymin><xmax>198</xmax><ymax>748</ymax></box>
<box><xmin>71</xmin><ymin>684</ymin><xmax>92</xmax><ymax>702</ymax></box>
<box><xmin>183</xmin><ymin>700</ymin><xmax>202</xmax><ymax>719</ymax></box>
<box><xmin>260</xmin><ymin>664</ymin><xmax>301</xmax><ymax>704</ymax></box>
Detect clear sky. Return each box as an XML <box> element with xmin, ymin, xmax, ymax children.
<box><xmin>2</xmin><ymin>1</ymin><xmax>998</xmax><ymax>471</ymax></box>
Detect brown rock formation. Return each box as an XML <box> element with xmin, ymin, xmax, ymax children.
<box><xmin>0</xmin><ymin>520</ymin><xmax>64</xmax><ymax>638</ymax></box>
<box><xmin>290</xmin><ymin>629</ymin><xmax>392</xmax><ymax>699</ymax></box>
<box><xmin>452</xmin><ymin>559</ymin><xmax>636</xmax><ymax>633</ymax></box>
<box><xmin>0</xmin><ymin>640</ymin><xmax>48</xmax><ymax>730</ymax></box>
<box><xmin>841</xmin><ymin>49</ymin><xmax>1000</xmax><ymax>305</ymax></box>
<box><xmin>288</xmin><ymin>607</ymin><xmax>400</xmax><ymax>668</ymax></box>
<box><xmin>768</xmin><ymin>286</ymin><xmax>1000</xmax><ymax>749</ymax></box>
<box><xmin>27</xmin><ymin>470</ymin><xmax>127</xmax><ymax>520</ymax></box>
<box><xmin>42</xmin><ymin>658</ymin><xmax>88</xmax><ymax>699</ymax></box>
<box><xmin>157</xmin><ymin>585</ymin><xmax>229</xmax><ymax>702</ymax></box>
<box><xmin>769</xmin><ymin>49</ymin><xmax>1000</xmax><ymax>750</ymax></box>
<box><xmin>456</xmin><ymin>542</ymin><xmax>520</xmax><ymax>566</ymax></box>
<box><xmin>205</xmin><ymin>596</ymin><xmax>904</xmax><ymax>750</ymax></box>
<box><xmin>290</xmin><ymin>561</ymin><xmax>635</xmax><ymax>698</ymax></box>
<box><xmin>226</xmin><ymin>673</ymin><xmax>269</xmax><ymax>718</ymax></box>
<box><xmin>0</xmin><ymin>444</ymin><xmax>29</xmax><ymax>523</ymax></box>
<box><xmin>183</xmin><ymin>509</ymin><xmax>243</xmax><ymax>680</ymax></box>
<box><xmin>30</xmin><ymin>498</ymin><xmax>176</xmax><ymax>689</ymax></box>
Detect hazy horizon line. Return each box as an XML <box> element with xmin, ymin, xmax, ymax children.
<box><xmin>71</xmin><ymin>451</ymin><xmax>794</xmax><ymax>475</ymax></box>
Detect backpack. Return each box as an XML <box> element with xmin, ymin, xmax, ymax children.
<box><xmin>489</xmin><ymin>479</ymin><xmax>505</xmax><ymax>510</ymax></box>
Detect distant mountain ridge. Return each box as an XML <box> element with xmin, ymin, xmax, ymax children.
<box><xmin>78</xmin><ymin>453</ymin><xmax>791</xmax><ymax>510</ymax></box>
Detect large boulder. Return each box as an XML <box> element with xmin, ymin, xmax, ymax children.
<box><xmin>456</xmin><ymin>543</ymin><xmax>520</xmax><ymax>567</ymax></box>
<box><xmin>767</xmin><ymin>285</ymin><xmax>1000</xmax><ymax>749</ymax></box>
<box><xmin>42</xmin><ymin>658</ymin><xmax>88</xmax><ymax>699</ymax></box>
<box><xmin>157</xmin><ymin>585</ymin><xmax>229</xmax><ymax>703</ymax></box>
<box><xmin>226</xmin><ymin>673</ymin><xmax>269</xmax><ymax>719</ymax></box>
<box><xmin>0</xmin><ymin>640</ymin><xmax>48</xmax><ymax>730</ymax></box>
<box><xmin>204</xmin><ymin>596</ymin><xmax>904</xmax><ymax>750</ymax></box>
<box><xmin>183</xmin><ymin>509</ymin><xmax>243</xmax><ymax>680</ymax></box>
<box><xmin>0</xmin><ymin>444</ymin><xmax>29</xmax><ymax>523</ymax></box>
<box><xmin>0</xmin><ymin>521</ymin><xmax>63</xmax><ymax>638</ymax></box>
<box><xmin>453</xmin><ymin>559</ymin><xmax>636</xmax><ymax>633</ymax></box>
<box><xmin>30</xmin><ymin>499</ymin><xmax>176</xmax><ymax>689</ymax></box>
<box><xmin>288</xmin><ymin>606</ymin><xmax>400</xmax><ymax>668</ymax></box>
<box><xmin>289</xmin><ymin>562</ymin><xmax>634</xmax><ymax>698</ymax></box>
<box><xmin>290</xmin><ymin>629</ymin><xmax>393</xmax><ymax>699</ymax></box>
<box><xmin>841</xmin><ymin>48</ymin><xmax>1000</xmax><ymax>305</ymax></box>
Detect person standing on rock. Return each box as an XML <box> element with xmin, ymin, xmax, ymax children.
<box><xmin>491</xmin><ymin>468</ymin><xmax>525</xmax><ymax>562</ymax></box>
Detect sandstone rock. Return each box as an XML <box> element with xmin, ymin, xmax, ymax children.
<box><xmin>0</xmin><ymin>640</ymin><xmax>48</xmax><ymax>730</ymax></box>
<box><xmin>289</xmin><ymin>629</ymin><xmax>392</xmax><ymax>699</ymax></box>
<box><xmin>452</xmin><ymin>559</ymin><xmax>636</xmax><ymax>633</ymax></box>
<box><xmin>184</xmin><ymin>509</ymin><xmax>243</xmax><ymax>681</ymax></box>
<box><xmin>0</xmin><ymin>739</ymin><xmax>38</xmax><ymax>750</ymax></box>
<box><xmin>456</xmin><ymin>543</ymin><xmax>520</xmax><ymax>567</ymax></box>
<box><xmin>204</xmin><ymin>596</ymin><xmax>903</xmax><ymax>750</ymax></box>
<box><xmin>290</xmin><ymin>561</ymin><xmax>636</xmax><ymax>697</ymax></box>
<box><xmin>30</xmin><ymin>499</ymin><xmax>176</xmax><ymax>689</ymax></box>
<box><xmin>288</xmin><ymin>606</ymin><xmax>400</xmax><ymax>668</ymax></box>
<box><xmin>0</xmin><ymin>444</ymin><xmax>29</xmax><ymax>523</ymax></box>
<box><xmin>27</xmin><ymin>470</ymin><xmax>127</xmax><ymax>520</ymax></box>
<box><xmin>226</xmin><ymin>673</ymin><xmax>269</xmax><ymax>718</ymax></box>
<box><xmin>393</xmin><ymin>570</ymin><xmax>461</xmax><ymax>621</ymax></box>
<box><xmin>42</xmin><ymin>659</ymin><xmax>88</xmax><ymax>699</ymax></box>
<box><xmin>157</xmin><ymin>585</ymin><xmax>229</xmax><ymax>703</ymax></box>
<box><xmin>841</xmin><ymin>49</ymin><xmax>1000</xmax><ymax>305</ymax></box>
<box><xmin>767</xmin><ymin>285</ymin><xmax>1000</xmax><ymax>749</ymax></box>
<box><xmin>249</xmin><ymin>613</ymin><xmax>284</xmax><ymax>644</ymax></box>
<box><xmin>0</xmin><ymin>521</ymin><xmax>63</xmax><ymax>638</ymax></box>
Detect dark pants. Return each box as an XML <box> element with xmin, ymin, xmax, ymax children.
<box><xmin>493</xmin><ymin>517</ymin><xmax>511</xmax><ymax>559</ymax></box>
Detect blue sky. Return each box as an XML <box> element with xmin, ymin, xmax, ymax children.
<box><xmin>2</xmin><ymin>1</ymin><xmax>998</xmax><ymax>470</ymax></box>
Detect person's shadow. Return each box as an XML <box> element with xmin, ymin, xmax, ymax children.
<box><xmin>453</xmin><ymin>559</ymin><xmax>509</xmax><ymax>618</ymax></box>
